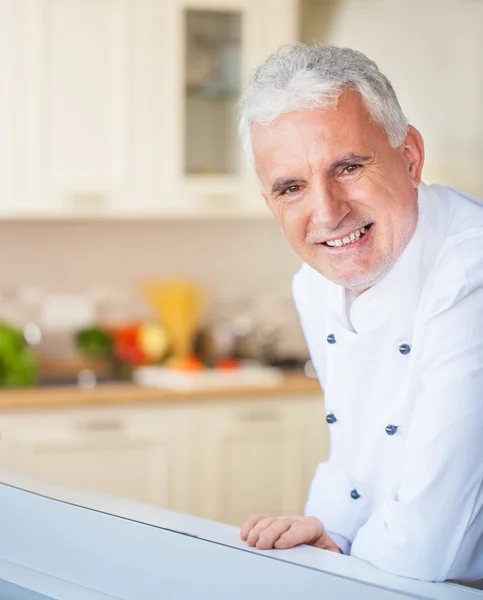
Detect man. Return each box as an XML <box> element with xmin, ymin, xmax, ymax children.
<box><xmin>238</xmin><ymin>44</ymin><xmax>483</xmax><ymax>583</ymax></box>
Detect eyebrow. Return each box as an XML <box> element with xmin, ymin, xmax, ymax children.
<box><xmin>270</xmin><ymin>177</ymin><xmax>300</xmax><ymax>195</ymax></box>
<box><xmin>269</xmin><ymin>153</ymin><xmax>373</xmax><ymax>196</ymax></box>
<box><xmin>328</xmin><ymin>153</ymin><xmax>372</xmax><ymax>171</ymax></box>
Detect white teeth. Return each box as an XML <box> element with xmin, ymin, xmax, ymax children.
<box><xmin>324</xmin><ymin>225</ymin><xmax>371</xmax><ymax>248</ymax></box>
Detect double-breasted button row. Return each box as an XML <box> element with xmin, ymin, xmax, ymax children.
<box><xmin>326</xmin><ymin>333</ymin><xmax>412</xmax><ymax>356</ymax></box>
<box><xmin>326</xmin><ymin>414</ymin><xmax>398</xmax><ymax>437</ymax></box>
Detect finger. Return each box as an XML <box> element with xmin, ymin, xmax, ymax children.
<box><xmin>240</xmin><ymin>515</ymin><xmax>266</xmax><ymax>541</ymax></box>
<box><xmin>274</xmin><ymin>518</ymin><xmax>324</xmax><ymax>549</ymax></box>
<box><xmin>256</xmin><ymin>519</ymin><xmax>293</xmax><ymax>550</ymax></box>
<box><xmin>246</xmin><ymin>517</ymin><xmax>277</xmax><ymax>546</ymax></box>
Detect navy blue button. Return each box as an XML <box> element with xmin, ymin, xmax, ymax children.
<box><xmin>350</xmin><ymin>489</ymin><xmax>360</xmax><ymax>500</ymax></box>
<box><xmin>326</xmin><ymin>413</ymin><xmax>337</xmax><ymax>424</ymax></box>
<box><xmin>327</xmin><ymin>334</ymin><xmax>336</xmax><ymax>344</ymax></box>
<box><xmin>385</xmin><ymin>424</ymin><xmax>398</xmax><ymax>436</ymax></box>
<box><xmin>399</xmin><ymin>343</ymin><xmax>411</xmax><ymax>355</ymax></box>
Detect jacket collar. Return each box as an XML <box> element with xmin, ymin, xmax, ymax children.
<box><xmin>324</xmin><ymin>182</ymin><xmax>444</xmax><ymax>334</ymax></box>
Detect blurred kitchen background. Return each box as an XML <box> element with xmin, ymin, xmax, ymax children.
<box><xmin>0</xmin><ymin>0</ymin><xmax>481</xmax><ymax>526</ymax></box>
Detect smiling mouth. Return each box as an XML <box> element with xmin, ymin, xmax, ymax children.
<box><xmin>321</xmin><ymin>223</ymin><xmax>374</xmax><ymax>247</ymax></box>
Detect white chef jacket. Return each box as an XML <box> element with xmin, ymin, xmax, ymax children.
<box><xmin>293</xmin><ymin>182</ymin><xmax>483</xmax><ymax>582</ymax></box>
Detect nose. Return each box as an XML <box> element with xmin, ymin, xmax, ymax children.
<box><xmin>310</xmin><ymin>184</ymin><xmax>350</xmax><ymax>230</ymax></box>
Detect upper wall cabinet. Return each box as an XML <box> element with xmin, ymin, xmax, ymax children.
<box><xmin>0</xmin><ymin>0</ymin><xmax>298</xmax><ymax>219</ymax></box>
<box><xmin>155</xmin><ymin>0</ymin><xmax>299</xmax><ymax>217</ymax></box>
<box><xmin>1</xmin><ymin>0</ymin><xmax>161</xmax><ymax>217</ymax></box>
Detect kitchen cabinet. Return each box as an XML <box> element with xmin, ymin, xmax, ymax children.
<box><xmin>0</xmin><ymin>0</ymin><xmax>298</xmax><ymax>218</ymax></box>
<box><xmin>0</xmin><ymin>392</ymin><xmax>328</xmax><ymax>525</ymax></box>
<box><xmin>190</xmin><ymin>394</ymin><xmax>327</xmax><ymax>525</ymax></box>
<box><xmin>3</xmin><ymin>1</ymin><xmax>482</xmax><ymax>217</ymax></box>
<box><xmin>1</xmin><ymin>0</ymin><xmax>161</xmax><ymax>217</ymax></box>
<box><xmin>160</xmin><ymin>0</ymin><xmax>299</xmax><ymax>216</ymax></box>
<box><xmin>0</xmin><ymin>404</ymin><xmax>193</xmax><ymax>512</ymax></box>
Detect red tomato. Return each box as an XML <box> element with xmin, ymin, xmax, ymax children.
<box><xmin>115</xmin><ymin>339</ymin><xmax>148</xmax><ymax>366</ymax></box>
<box><xmin>111</xmin><ymin>323</ymin><xmax>148</xmax><ymax>366</ymax></box>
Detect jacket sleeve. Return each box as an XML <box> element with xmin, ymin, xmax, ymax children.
<box><xmin>351</xmin><ymin>235</ymin><xmax>483</xmax><ymax>581</ymax></box>
<box><xmin>304</xmin><ymin>461</ymin><xmax>356</xmax><ymax>555</ymax></box>
<box><xmin>293</xmin><ymin>266</ymin><xmax>354</xmax><ymax>554</ymax></box>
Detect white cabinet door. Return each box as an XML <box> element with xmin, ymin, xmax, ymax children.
<box><xmin>190</xmin><ymin>393</ymin><xmax>328</xmax><ymax>526</ymax></box>
<box><xmin>2</xmin><ymin>0</ymin><xmax>160</xmax><ymax>217</ymax></box>
<box><xmin>0</xmin><ymin>404</ymin><xmax>191</xmax><ymax>510</ymax></box>
<box><xmin>159</xmin><ymin>0</ymin><xmax>298</xmax><ymax>217</ymax></box>
<box><xmin>0</xmin><ymin>0</ymin><xmax>299</xmax><ymax>218</ymax></box>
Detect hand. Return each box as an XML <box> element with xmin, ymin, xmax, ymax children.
<box><xmin>240</xmin><ymin>514</ymin><xmax>341</xmax><ymax>552</ymax></box>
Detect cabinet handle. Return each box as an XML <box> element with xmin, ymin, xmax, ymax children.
<box><xmin>67</xmin><ymin>191</ymin><xmax>108</xmax><ymax>212</ymax></box>
<box><xmin>237</xmin><ymin>410</ymin><xmax>281</xmax><ymax>423</ymax></box>
<box><xmin>76</xmin><ymin>418</ymin><xmax>125</xmax><ymax>432</ymax></box>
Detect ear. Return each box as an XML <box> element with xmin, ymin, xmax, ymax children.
<box><xmin>402</xmin><ymin>125</ymin><xmax>425</xmax><ymax>188</ymax></box>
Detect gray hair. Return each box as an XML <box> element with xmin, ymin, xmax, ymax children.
<box><xmin>238</xmin><ymin>44</ymin><xmax>408</xmax><ymax>167</ymax></box>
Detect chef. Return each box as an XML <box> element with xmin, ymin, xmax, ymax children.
<box><xmin>238</xmin><ymin>44</ymin><xmax>483</xmax><ymax>583</ymax></box>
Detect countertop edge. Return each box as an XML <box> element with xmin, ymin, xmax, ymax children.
<box><xmin>0</xmin><ymin>374</ymin><xmax>323</xmax><ymax>411</ymax></box>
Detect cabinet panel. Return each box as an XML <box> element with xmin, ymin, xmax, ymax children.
<box><xmin>21</xmin><ymin>439</ymin><xmax>172</xmax><ymax>506</ymax></box>
<box><xmin>190</xmin><ymin>395</ymin><xmax>327</xmax><ymax>526</ymax></box>
<box><xmin>28</xmin><ymin>0</ymin><xmax>132</xmax><ymax>213</ymax></box>
<box><xmin>4</xmin><ymin>0</ymin><xmax>159</xmax><ymax>217</ymax></box>
<box><xmin>0</xmin><ymin>405</ymin><xmax>191</xmax><ymax>510</ymax></box>
<box><xmin>45</xmin><ymin>0</ymin><xmax>131</xmax><ymax>209</ymax></box>
<box><xmin>214</xmin><ymin>432</ymin><xmax>301</xmax><ymax>525</ymax></box>
<box><xmin>184</xmin><ymin>9</ymin><xmax>242</xmax><ymax>177</ymax></box>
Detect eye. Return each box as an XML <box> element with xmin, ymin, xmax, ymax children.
<box><xmin>341</xmin><ymin>164</ymin><xmax>362</xmax><ymax>176</ymax></box>
<box><xmin>282</xmin><ymin>184</ymin><xmax>301</xmax><ymax>195</ymax></box>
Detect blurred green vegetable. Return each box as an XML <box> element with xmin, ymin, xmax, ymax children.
<box><xmin>0</xmin><ymin>323</ymin><xmax>24</xmax><ymax>354</ymax></box>
<box><xmin>0</xmin><ymin>322</ymin><xmax>37</xmax><ymax>387</ymax></box>
<box><xmin>75</xmin><ymin>326</ymin><xmax>114</xmax><ymax>359</ymax></box>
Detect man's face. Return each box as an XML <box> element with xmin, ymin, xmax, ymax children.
<box><xmin>252</xmin><ymin>91</ymin><xmax>424</xmax><ymax>293</ymax></box>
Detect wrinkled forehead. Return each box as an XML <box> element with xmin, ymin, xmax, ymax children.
<box><xmin>251</xmin><ymin>96</ymin><xmax>386</xmax><ymax>185</ymax></box>
<box><xmin>252</xmin><ymin>90</ymin><xmax>382</xmax><ymax>151</ymax></box>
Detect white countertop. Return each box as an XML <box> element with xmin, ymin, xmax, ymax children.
<box><xmin>0</xmin><ymin>468</ymin><xmax>479</xmax><ymax>600</ymax></box>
